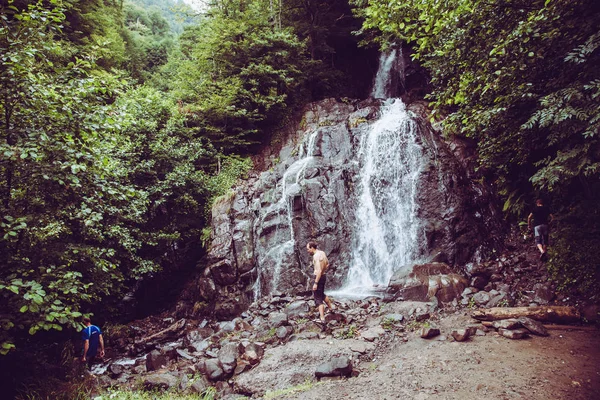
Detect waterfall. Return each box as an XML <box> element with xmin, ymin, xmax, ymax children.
<box><xmin>371</xmin><ymin>48</ymin><xmax>405</xmax><ymax>99</ymax></box>
<box><xmin>253</xmin><ymin>48</ymin><xmax>424</xmax><ymax>299</ymax></box>
<box><xmin>339</xmin><ymin>49</ymin><xmax>424</xmax><ymax>296</ymax></box>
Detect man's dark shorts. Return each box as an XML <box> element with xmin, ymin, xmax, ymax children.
<box><xmin>313</xmin><ymin>274</ymin><xmax>326</xmax><ymax>305</ymax></box>
<box><xmin>534</xmin><ymin>224</ymin><xmax>549</xmax><ymax>246</ymax></box>
<box><xmin>86</xmin><ymin>355</ymin><xmax>97</xmax><ymax>370</ymax></box>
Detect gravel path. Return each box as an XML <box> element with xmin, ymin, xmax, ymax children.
<box><xmin>239</xmin><ymin>312</ymin><xmax>599</xmax><ymax>400</ymax></box>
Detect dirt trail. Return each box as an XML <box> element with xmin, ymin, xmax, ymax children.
<box><xmin>241</xmin><ymin>311</ymin><xmax>600</xmax><ymax>400</ymax></box>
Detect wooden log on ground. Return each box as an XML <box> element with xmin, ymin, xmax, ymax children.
<box><xmin>136</xmin><ymin>318</ymin><xmax>186</xmax><ymax>345</ymax></box>
<box><xmin>544</xmin><ymin>324</ymin><xmax>598</xmax><ymax>331</ymax></box>
<box><xmin>471</xmin><ymin>306</ymin><xmax>580</xmax><ymax>324</ymax></box>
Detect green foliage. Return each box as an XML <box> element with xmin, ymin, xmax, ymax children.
<box><xmin>405</xmin><ymin>320</ymin><xmax>428</xmax><ymax>332</ymax></box>
<box><xmin>122</xmin><ymin>0</ymin><xmax>181</xmax><ymax>81</ymax></box>
<box><xmin>15</xmin><ymin>375</ymin><xmax>95</xmax><ymax>400</ymax></box>
<box><xmin>0</xmin><ymin>0</ymin><xmax>154</xmax><ymax>352</ymax></box>
<box><xmin>92</xmin><ymin>386</ymin><xmax>218</xmax><ymax>400</ymax></box>
<box><xmin>467</xmin><ymin>297</ymin><xmax>476</xmax><ymax>310</ymax></box>
<box><xmin>158</xmin><ymin>3</ymin><xmax>310</xmax><ymax>152</ymax></box>
<box><xmin>125</xmin><ymin>0</ymin><xmax>197</xmax><ymax>34</ymax></box>
<box><xmin>547</xmin><ymin>198</ymin><xmax>600</xmax><ymax>300</ymax></box>
<box><xmin>206</xmin><ymin>156</ymin><xmax>253</xmax><ymax>208</ymax></box>
<box><xmin>380</xmin><ymin>317</ymin><xmax>396</xmax><ymax>331</ymax></box>
<box><xmin>335</xmin><ymin>324</ymin><xmax>358</xmax><ymax>339</ymax></box>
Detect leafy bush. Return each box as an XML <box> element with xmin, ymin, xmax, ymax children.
<box><xmin>548</xmin><ymin>199</ymin><xmax>600</xmax><ymax>300</ymax></box>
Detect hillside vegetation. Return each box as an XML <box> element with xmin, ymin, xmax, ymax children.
<box><xmin>0</xmin><ymin>0</ymin><xmax>598</xmax><ymax>397</ymax></box>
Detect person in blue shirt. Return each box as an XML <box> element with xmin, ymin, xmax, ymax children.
<box><xmin>81</xmin><ymin>317</ymin><xmax>105</xmax><ymax>370</ymax></box>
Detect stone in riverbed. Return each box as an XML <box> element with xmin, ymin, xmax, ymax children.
<box><xmin>241</xmin><ymin>342</ymin><xmax>264</xmax><ymax>365</ymax></box>
<box><xmin>498</xmin><ymin>328</ymin><xmax>528</xmax><ymax>340</ymax></box>
<box><xmin>143</xmin><ymin>372</ymin><xmax>179</xmax><ymax>390</ymax></box>
<box><xmin>285</xmin><ymin>300</ymin><xmax>310</xmax><ymax>318</ymax></box>
<box><xmin>276</xmin><ymin>325</ymin><xmax>294</xmax><ymax>340</ymax></box>
<box><xmin>203</xmin><ymin>358</ymin><xmax>225</xmax><ymax>381</ymax></box>
<box><xmin>268</xmin><ymin>312</ymin><xmax>288</xmax><ymax>328</ymax></box>
<box><xmin>451</xmin><ymin>329</ymin><xmax>471</xmax><ymax>342</ymax></box>
<box><xmin>218</xmin><ymin>342</ymin><xmax>242</xmax><ymax>375</ymax></box>
<box><xmin>315</xmin><ymin>356</ymin><xmax>353</xmax><ymax>378</ymax></box>
<box><xmin>420</xmin><ymin>327</ymin><xmax>441</xmax><ymax>339</ymax></box>
<box><xmin>492</xmin><ymin>319</ymin><xmax>521</xmax><ymax>330</ymax></box>
<box><xmin>517</xmin><ymin>317</ymin><xmax>549</xmax><ymax>336</ymax></box>
<box><xmin>415</xmin><ymin>310</ymin><xmax>430</xmax><ymax>321</ymax></box>
<box><xmin>146</xmin><ymin>349</ymin><xmax>168</xmax><ymax>372</ymax></box>
<box><xmin>108</xmin><ymin>363</ymin><xmax>124</xmax><ymax>377</ymax></box>
<box><xmin>361</xmin><ymin>326</ymin><xmax>386</xmax><ymax>342</ymax></box>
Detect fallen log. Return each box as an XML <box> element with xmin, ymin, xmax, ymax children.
<box><xmin>544</xmin><ymin>324</ymin><xmax>598</xmax><ymax>331</ymax></box>
<box><xmin>135</xmin><ymin>318</ymin><xmax>187</xmax><ymax>345</ymax></box>
<box><xmin>471</xmin><ymin>306</ymin><xmax>580</xmax><ymax>324</ymax></box>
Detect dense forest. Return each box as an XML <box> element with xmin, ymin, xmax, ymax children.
<box><xmin>1</xmin><ymin>0</ymin><xmax>598</xmax><ymax>397</ymax></box>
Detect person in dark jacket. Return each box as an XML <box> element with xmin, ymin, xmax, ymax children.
<box><xmin>527</xmin><ymin>199</ymin><xmax>554</xmax><ymax>261</ymax></box>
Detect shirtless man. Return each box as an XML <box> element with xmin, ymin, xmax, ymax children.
<box><xmin>307</xmin><ymin>241</ymin><xmax>334</xmax><ymax>323</ymax></box>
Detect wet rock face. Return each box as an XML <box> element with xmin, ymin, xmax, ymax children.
<box><xmin>181</xmin><ymin>98</ymin><xmax>500</xmax><ymax>319</ymax></box>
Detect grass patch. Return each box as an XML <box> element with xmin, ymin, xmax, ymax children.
<box><xmin>380</xmin><ymin>317</ymin><xmax>396</xmax><ymax>330</ymax></box>
<box><xmin>334</xmin><ymin>324</ymin><xmax>358</xmax><ymax>339</ymax></box>
<box><xmin>264</xmin><ymin>379</ymin><xmax>317</xmax><ymax>399</ymax></box>
<box><xmin>95</xmin><ymin>386</ymin><xmax>218</xmax><ymax>400</ymax></box>
<box><xmin>405</xmin><ymin>320</ymin><xmax>430</xmax><ymax>332</ymax></box>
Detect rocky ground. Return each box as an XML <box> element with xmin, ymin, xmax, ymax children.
<box><xmin>265</xmin><ymin>309</ymin><xmax>600</xmax><ymax>400</ymax></box>
<box><xmin>89</xmin><ymin>236</ymin><xmax>600</xmax><ymax>399</ymax></box>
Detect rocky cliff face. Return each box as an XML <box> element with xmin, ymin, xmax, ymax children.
<box><xmin>177</xmin><ymin>97</ymin><xmax>502</xmax><ymax>320</ymax></box>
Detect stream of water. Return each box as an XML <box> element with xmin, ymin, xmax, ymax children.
<box><xmin>334</xmin><ymin>49</ymin><xmax>425</xmax><ymax>298</ymax></box>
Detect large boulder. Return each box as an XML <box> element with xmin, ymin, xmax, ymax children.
<box><xmin>315</xmin><ymin>356</ymin><xmax>353</xmax><ymax>378</ymax></box>
<box><xmin>386</xmin><ymin>263</ymin><xmax>467</xmax><ymax>303</ymax></box>
<box><xmin>143</xmin><ymin>372</ymin><xmax>179</xmax><ymax>390</ymax></box>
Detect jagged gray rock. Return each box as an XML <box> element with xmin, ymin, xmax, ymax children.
<box><xmin>518</xmin><ymin>317</ymin><xmax>549</xmax><ymax>336</ymax></box>
<box><xmin>315</xmin><ymin>356</ymin><xmax>353</xmax><ymax>378</ymax></box>
<box><xmin>145</xmin><ymin>350</ymin><xmax>168</xmax><ymax>372</ymax></box>
<box><xmin>177</xmin><ymin>97</ymin><xmax>501</xmax><ymax>320</ymax></box>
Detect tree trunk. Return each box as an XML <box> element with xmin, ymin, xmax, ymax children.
<box><xmin>471</xmin><ymin>306</ymin><xmax>581</xmax><ymax>324</ymax></box>
<box><xmin>135</xmin><ymin>318</ymin><xmax>186</xmax><ymax>345</ymax></box>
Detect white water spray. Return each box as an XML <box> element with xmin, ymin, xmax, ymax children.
<box><xmin>342</xmin><ymin>99</ymin><xmax>424</xmax><ymax>295</ymax></box>
<box><xmin>335</xmin><ymin>49</ymin><xmax>425</xmax><ymax>297</ymax></box>
<box><xmin>253</xmin><ymin>131</ymin><xmax>318</xmax><ymax>298</ymax></box>
<box><xmin>371</xmin><ymin>48</ymin><xmax>405</xmax><ymax>99</ymax></box>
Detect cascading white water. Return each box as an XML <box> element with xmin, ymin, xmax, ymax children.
<box><xmin>371</xmin><ymin>48</ymin><xmax>404</xmax><ymax>99</ymax></box>
<box><xmin>342</xmin><ymin>99</ymin><xmax>424</xmax><ymax>294</ymax></box>
<box><xmin>336</xmin><ymin>49</ymin><xmax>425</xmax><ymax>297</ymax></box>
